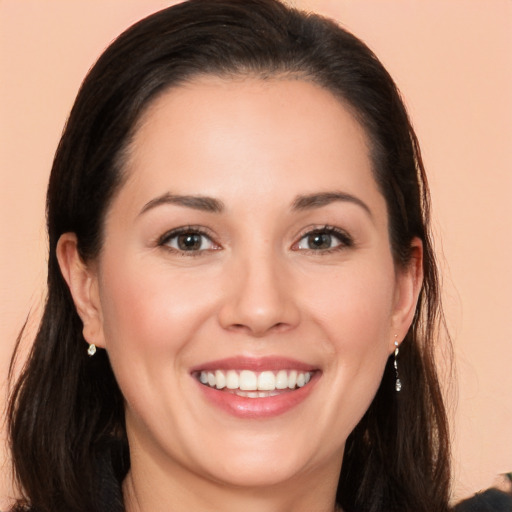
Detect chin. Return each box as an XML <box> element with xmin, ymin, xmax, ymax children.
<box><xmin>203</xmin><ymin>454</ymin><xmax>311</xmax><ymax>489</ymax></box>
<box><xmin>189</xmin><ymin>432</ymin><xmax>336</xmax><ymax>490</ymax></box>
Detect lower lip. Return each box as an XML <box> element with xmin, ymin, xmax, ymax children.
<box><xmin>195</xmin><ymin>374</ymin><xmax>319</xmax><ymax>418</ymax></box>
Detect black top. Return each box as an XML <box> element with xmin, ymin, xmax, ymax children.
<box><xmin>453</xmin><ymin>488</ymin><xmax>512</xmax><ymax>512</ymax></box>
<box><xmin>92</xmin><ymin>438</ymin><xmax>127</xmax><ymax>512</ymax></box>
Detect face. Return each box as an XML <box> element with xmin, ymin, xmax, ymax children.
<box><xmin>61</xmin><ymin>77</ymin><xmax>421</xmax><ymax>493</ymax></box>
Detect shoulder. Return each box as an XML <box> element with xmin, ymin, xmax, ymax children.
<box><xmin>453</xmin><ymin>488</ymin><xmax>512</xmax><ymax>512</ymax></box>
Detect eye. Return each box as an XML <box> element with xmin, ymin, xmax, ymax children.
<box><xmin>159</xmin><ymin>228</ymin><xmax>219</xmax><ymax>253</ymax></box>
<box><xmin>295</xmin><ymin>226</ymin><xmax>353</xmax><ymax>252</ymax></box>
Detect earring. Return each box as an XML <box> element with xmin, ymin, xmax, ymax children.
<box><xmin>87</xmin><ymin>343</ymin><xmax>97</xmax><ymax>357</ymax></box>
<box><xmin>393</xmin><ymin>336</ymin><xmax>402</xmax><ymax>392</ymax></box>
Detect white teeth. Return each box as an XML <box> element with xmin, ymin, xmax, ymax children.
<box><xmin>215</xmin><ymin>370</ymin><xmax>226</xmax><ymax>389</ymax></box>
<box><xmin>198</xmin><ymin>369</ymin><xmax>313</xmax><ymax>392</ymax></box>
<box><xmin>239</xmin><ymin>370</ymin><xmax>258</xmax><ymax>390</ymax></box>
<box><xmin>275</xmin><ymin>370</ymin><xmax>288</xmax><ymax>389</ymax></box>
<box><xmin>257</xmin><ymin>371</ymin><xmax>276</xmax><ymax>391</ymax></box>
<box><xmin>288</xmin><ymin>370</ymin><xmax>297</xmax><ymax>389</ymax></box>
<box><xmin>226</xmin><ymin>370</ymin><xmax>239</xmax><ymax>389</ymax></box>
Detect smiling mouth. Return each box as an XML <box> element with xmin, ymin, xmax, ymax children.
<box><xmin>195</xmin><ymin>369</ymin><xmax>314</xmax><ymax>398</ymax></box>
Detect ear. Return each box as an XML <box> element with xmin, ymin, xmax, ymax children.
<box><xmin>390</xmin><ymin>237</ymin><xmax>424</xmax><ymax>351</ymax></box>
<box><xmin>56</xmin><ymin>233</ymin><xmax>105</xmax><ymax>348</ymax></box>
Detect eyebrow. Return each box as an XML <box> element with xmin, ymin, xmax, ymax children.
<box><xmin>139</xmin><ymin>190</ymin><xmax>372</xmax><ymax>218</ymax></box>
<box><xmin>139</xmin><ymin>193</ymin><xmax>224</xmax><ymax>215</ymax></box>
<box><xmin>292</xmin><ymin>191</ymin><xmax>373</xmax><ymax>218</ymax></box>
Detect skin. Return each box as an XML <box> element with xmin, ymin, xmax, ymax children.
<box><xmin>57</xmin><ymin>77</ymin><xmax>423</xmax><ymax>512</ymax></box>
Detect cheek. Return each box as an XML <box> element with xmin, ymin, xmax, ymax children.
<box><xmin>303</xmin><ymin>259</ymin><xmax>396</xmax><ymax>346</ymax></box>
<box><xmin>96</xmin><ymin>256</ymin><xmax>225</xmax><ymax>433</ymax></box>
<box><xmin>308</xmin><ymin>297</ymin><xmax>392</xmax><ymax>446</ymax></box>
<box><xmin>97</xmin><ymin>257</ymin><xmax>220</xmax><ymax>360</ymax></box>
<box><xmin>300</xmin><ymin>259</ymin><xmax>396</xmax><ymax>420</ymax></box>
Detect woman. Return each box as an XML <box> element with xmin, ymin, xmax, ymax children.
<box><xmin>7</xmin><ymin>0</ymin><xmax>451</xmax><ymax>511</ymax></box>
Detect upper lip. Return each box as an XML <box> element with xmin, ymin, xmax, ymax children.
<box><xmin>190</xmin><ymin>356</ymin><xmax>318</xmax><ymax>373</ymax></box>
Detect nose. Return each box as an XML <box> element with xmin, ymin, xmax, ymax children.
<box><xmin>217</xmin><ymin>253</ymin><xmax>300</xmax><ymax>337</ymax></box>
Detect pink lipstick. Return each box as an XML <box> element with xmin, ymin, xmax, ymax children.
<box><xmin>191</xmin><ymin>357</ymin><xmax>320</xmax><ymax>418</ymax></box>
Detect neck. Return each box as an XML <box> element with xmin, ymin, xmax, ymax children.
<box><xmin>123</xmin><ymin>452</ymin><xmax>342</xmax><ymax>512</ymax></box>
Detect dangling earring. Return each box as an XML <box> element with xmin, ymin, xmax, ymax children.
<box><xmin>87</xmin><ymin>343</ymin><xmax>97</xmax><ymax>357</ymax></box>
<box><xmin>394</xmin><ymin>336</ymin><xmax>402</xmax><ymax>392</ymax></box>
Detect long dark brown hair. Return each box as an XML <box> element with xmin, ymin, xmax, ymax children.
<box><xmin>8</xmin><ymin>1</ymin><xmax>452</xmax><ymax>511</ymax></box>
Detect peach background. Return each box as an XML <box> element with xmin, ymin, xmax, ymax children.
<box><xmin>1</xmin><ymin>0</ymin><xmax>511</xmax><ymax>506</ymax></box>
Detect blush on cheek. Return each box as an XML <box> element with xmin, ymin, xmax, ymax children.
<box><xmin>99</xmin><ymin>265</ymin><xmax>215</xmax><ymax>357</ymax></box>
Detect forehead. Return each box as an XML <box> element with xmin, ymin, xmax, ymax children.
<box><xmin>116</xmin><ymin>76</ymin><xmax>384</xmax><ymax>219</ymax></box>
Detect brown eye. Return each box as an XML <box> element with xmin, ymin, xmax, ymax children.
<box><xmin>295</xmin><ymin>227</ymin><xmax>352</xmax><ymax>252</ymax></box>
<box><xmin>177</xmin><ymin>233</ymin><xmax>203</xmax><ymax>251</ymax></box>
<box><xmin>306</xmin><ymin>233</ymin><xmax>334</xmax><ymax>250</ymax></box>
<box><xmin>162</xmin><ymin>230</ymin><xmax>217</xmax><ymax>252</ymax></box>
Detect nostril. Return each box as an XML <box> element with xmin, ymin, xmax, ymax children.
<box><xmin>226</xmin><ymin>321</ymin><xmax>291</xmax><ymax>336</ymax></box>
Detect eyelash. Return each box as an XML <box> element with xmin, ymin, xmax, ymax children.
<box><xmin>158</xmin><ymin>226</ymin><xmax>220</xmax><ymax>256</ymax></box>
<box><xmin>157</xmin><ymin>224</ymin><xmax>354</xmax><ymax>256</ymax></box>
<box><xmin>293</xmin><ymin>225</ymin><xmax>354</xmax><ymax>254</ymax></box>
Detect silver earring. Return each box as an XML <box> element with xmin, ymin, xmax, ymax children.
<box><xmin>87</xmin><ymin>344</ymin><xmax>97</xmax><ymax>357</ymax></box>
<box><xmin>394</xmin><ymin>336</ymin><xmax>402</xmax><ymax>392</ymax></box>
